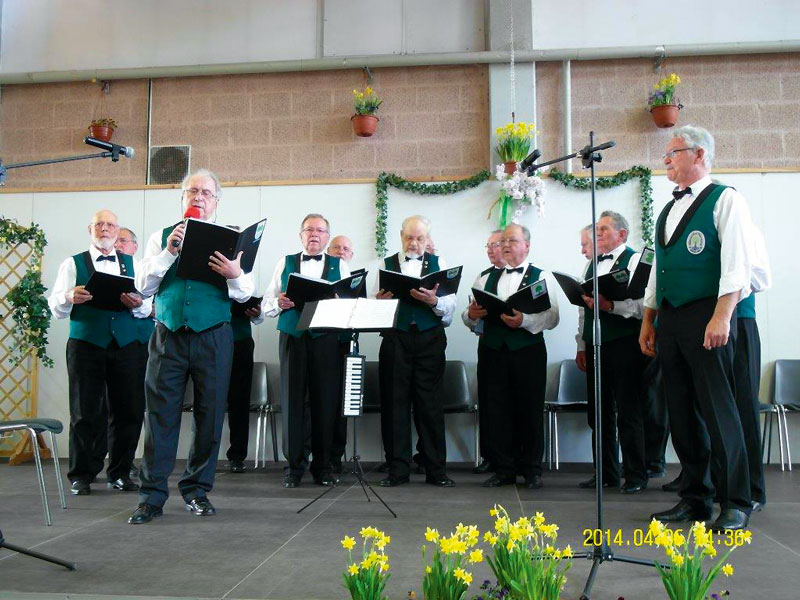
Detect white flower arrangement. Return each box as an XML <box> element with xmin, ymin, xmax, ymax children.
<box><xmin>495</xmin><ymin>164</ymin><xmax>547</xmax><ymax>219</ymax></box>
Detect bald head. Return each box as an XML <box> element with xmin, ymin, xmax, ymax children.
<box><xmin>400</xmin><ymin>215</ymin><xmax>431</xmax><ymax>258</ymax></box>
<box><xmin>328</xmin><ymin>235</ymin><xmax>354</xmax><ymax>263</ymax></box>
<box><xmin>89</xmin><ymin>209</ymin><xmax>119</xmax><ymax>253</ymax></box>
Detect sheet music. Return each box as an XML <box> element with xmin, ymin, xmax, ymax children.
<box><xmin>347</xmin><ymin>299</ymin><xmax>399</xmax><ymax>330</ymax></box>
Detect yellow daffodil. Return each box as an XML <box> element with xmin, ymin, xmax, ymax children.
<box><xmin>468</xmin><ymin>549</ymin><xmax>483</xmax><ymax>564</ymax></box>
<box><xmin>425</xmin><ymin>565</ymin><xmax>432</xmax><ymax>574</ymax></box>
<box><xmin>347</xmin><ymin>563</ymin><xmax>359</xmax><ymax>575</ymax></box>
<box><xmin>506</xmin><ymin>540</ymin><xmax>514</xmax><ymax>552</ymax></box>
<box><xmin>672</xmin><ymin>554</ymin><xmax>685</xmax><ymax>567</ymax></box>
<box><xmin>563</xmin><ymin>544</ymin><xmax>573</xmax><ymax>558</ymax></box>
<box><xmin>534</xmin><ymin>512</ymin><xmax>545</xmax><ymax>526</ymax></box>
<box><xmin>341</xmin><ymin>535</ymin><xmax>356</xmax><ymax>550</ymax></box>
<box><xmin>425</xmin><ymin>527</ymin><xmax>439</xmax><ymax>542</ymax></box>
<box><xmin>365</xmin><ymin>87</ymin><xmax>373</xmax><ymax>95</ymax></box>
<box><xmin>722</xmin><ymin>563</ymin><xmax>734</xmax><ymax>576</ymax></box>
<box><xmin>674</xmin><ymin>531</ymin><xmax>686</xmax><ymax>546</ymax></box>
<box><xmin>742</xmin><ymin>530</ymin><xmax>753</xmax><ymax>544</ymax></box>
<box><xmin>489</xmin><ymin>507</ymin><xmax>499</xmax><ymax>517</ymax></box>
<box><xmin>380</xmin><ymin>561</ymin><xmax>389</xmax><ymax>572</ymax></box>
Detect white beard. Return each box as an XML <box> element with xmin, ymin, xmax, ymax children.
<box><xmin>93</xmin><ymin>236</ymin><xmax>116</xmax><ymax>252</ymax></box>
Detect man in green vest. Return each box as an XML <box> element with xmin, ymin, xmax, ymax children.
<box><xmin>128</xmin><ymin>169</ymin><xmax>254</xmax><ymax>524</ymax></box>
<box><xmin>48</xmin><ymin>210</ymin><xmax>153</xmax><ymax>496</ymax></box>
<box><xmin>464</xmin><ymin>223</ymin><xmax>559</xmax><ymax>489</ymax></box>
<box><xmin>263</xmin><ymin>214</ymin><xmax>350</xmax><ymax>488</ymax></box>
<box><xmin>376</xmin><ymin>215</ymin><xmax>457</xmax><ymax>488</ymax></box>
<box><xmin>641</xmin><ymin>126</ymin><xmax>755</xmax><ymax>531</ymax></box>
<box><xmin>575</xmin><ymin>211</ymin><xmax>649</xmax><ymax>493</ymax></box>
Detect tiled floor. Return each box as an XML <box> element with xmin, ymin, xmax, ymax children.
<box><xmin>1</xmin><ymin>461</ymin><xmax>798</xmax><ymax>599</ymax></box>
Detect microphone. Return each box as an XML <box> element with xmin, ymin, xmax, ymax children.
<box><xmin>578</xmin><ymin>140</ymin><xmax>616</xmax><ymax>157</ymax></box>
<box><xmin>83</xmin><ymin>136</ymin><xmax>135</xmax><ymax>159</ymax></box>
<box><xmin>519</xmin><ymin>148</ymin><xmax>542</xmax><ymax>171</ymax></box>
<box><xmin>171</xmin><ymin>206</ymin><xmax>203</xmax><ymax>248</ymax></box>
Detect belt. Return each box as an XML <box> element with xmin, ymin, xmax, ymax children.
<box><xmin>174</xmin><ymin>322</ymin><xmax>226</xmax><ymax>335</ymax></box>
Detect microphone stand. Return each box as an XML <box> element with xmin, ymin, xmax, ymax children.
<box><xmin>0</xmin><ymin>527</ymin><xmax>76</xmax><ymax>570</ymax></box>
<box><xmin>525</xmin><ymin>132</ymin><xmax>660</xmax><ymax>600</ymax></box>
<box><xmin>0</xmin><ymin>151</ymin><xmax>121</xmax><ymax>185</ymax></box>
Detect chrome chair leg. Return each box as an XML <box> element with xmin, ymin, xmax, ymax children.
<box><xmin>554</xmin><ymin>413</ymin><xmax>560</xmax><ymax>470</ymax></box>
<box><xmin>270</xmin><ymin>409</ymin><xmax>279</xmax><ymax>462</ymax></box>
<box><xmin>474</xmin><ymin>411</ymin><xmax>480</xmax><ymax>468</ymax></box>
<box><xmin>28</xmin><ymin>427</ymin><xmax>51</xmax><ymax>526</ymax></box>
<box><xmin>49</xmin><ymin>432</ymin><xmax>67</xmax><ymax>510</ymax></box>
<box><xmin>782</xmin><ymin>406</ymin><xmax>792</xmax><ymax>471</ymax></box>
<box><xmin>776</xmin><ymin>406</ymin><xmax>786</xmax><ymax>471</ymax></box>
<box><xmin>254</xmin><ymin>411</ymin><xmax>263</xmax><ymax>469</ymax></box>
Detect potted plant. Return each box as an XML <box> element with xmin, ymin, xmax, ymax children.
<box><xmin>494</xmin><ymin>122</ymin><xmax>535</xmax><ymax>174</ymax></box>
<box><xmin>352</xmin><ymin>87</ymin><xmax>382</xmax><ymax>137</ymax></box>
<box><xmin>648</xmin><ymin>73</ymin><xmax>683</xmax><ymax>128</ymax></box>
<box><xmin>340</xmin><ymin>527</ymin><xmax>391</xmax><ymax>600</ymax></box>
<box><xmin>88</xmin><ymin>117</ymin><xmax>117</xmax><ymax>142</ymax></box>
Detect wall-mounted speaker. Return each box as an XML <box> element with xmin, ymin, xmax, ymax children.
<box><xmin>148</xmin><ymin>145</ymin><xmax>191</xmax><ymax>185</ymax></box>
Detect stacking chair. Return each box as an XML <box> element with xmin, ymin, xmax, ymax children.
<box><xmin>544</xmin><ymin>360</ymin><xmax>588</xmax><ymax>469</ymax></box>
<box><xmin>771</xmin><ymin>359</ymin><xmax>800</xmax><ymax>471</ymax></box>
<box><xmin>250</xmin><ymin>362</ymin><xmax>270</xmax><ymax>468</ymax></box>
<box><xmin>0</xmin><ymin>418</ymin><xmax>67</xmax><ymax>526</ymax></box>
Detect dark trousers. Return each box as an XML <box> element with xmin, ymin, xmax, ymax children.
<box><xmin>66</xmin><ymin>338</ymin><xmax>145</xmax><ymax>483</ymax></box>
<box><xmin>476</xmin><ymin>341</ymin><xmax>493</xmax><ymax>464</ymax></box>
<box><xmin>657</xmin><ymin>298</ymin><xmax>750</xmax><ymax>512</ymax></box>
<box><xmin>733</xmin><ymin>317</ymin><xmax>765</xmax><ymax>504</ymax></box>
<box><xmin>330</xmin><ymin>340</ymin><xmax>350</xmax><ymax>465</ymax></box>
<box><xmin>641</xmin><ymin>356</ymin><xmax>669</xmax><ymax>473</ymax></box>
<box><xmin>279</xmin><ymin>332</ymin><xmax>341</xmax><ymax>478</ymax></box>
<box><xmin>226</xmin><ymin>337</ymin><xmax>255</xmax><ymax>462</ymax></box>
<box><xmin>379</xmin><ymin>326</ymin><xmax>447</xmax><ymax>479</ymax></box>
<box><xmin>483</xmin><ymin>342</ymin><xmax>547</xmax><ymax>478</ymax></box>
<box><xmin>585</xmin><ymin>335</ymin><xmax>648</xmax><ymax>485</ymax></box>
<box><xmin>139</xmin><ymin>323</ymin><xmax>233</xmax><ymax>507</ymax></box>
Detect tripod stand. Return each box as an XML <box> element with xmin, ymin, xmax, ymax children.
<box><xmin>524</xmin><ymin>132</ymin><xmax>659</xmax><ymax>599</ymax></box>
<box><xmin>0</xmin><ymin>528</ymin><xmax>76</xmax><ymax>570</ymax></box>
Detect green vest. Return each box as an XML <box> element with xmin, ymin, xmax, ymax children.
<box><xmin>481</xmin><ymin>264</ymin><xmax>545</xmax><ymax>351</ymax></box>
<box><xmin>655</xmin><ymin>184</ymin><xmax>726</xmax><ymax>308</ymax></box>
<box><xmin>278</xmin><ymin>252</ymin><xmax>341</xmax><ymax>338</ymax></box>
<box><xmin>581</xmin><ymin>247</ymin><xmax>642</xmax><ymax>344</ymax></box>
<box><xmin>155</xmin><ymin>226</ymin><xmax>233</xmax><ymax>332</ymax></box>
<box><xmin>384</xmin><ymin>252</ymin><xmax>442</xmax><ymax>332</ymax></box>
<box><xmin>69</xmin><ymin>251</ymin><xmax>140</xmax><ymax>349</ymax></box>
<box><xmin>230</xmin><ymin>313</ymin><xmax>253</xmax><ymax>341</ymax></box>
<box><xmin>135</xmin><ymin>314</ymin><xmax>155</xmax><ymax>344</ymax></box>
<box><xmin>736</xmin><ymin>294</ymin><xmax>756</xmax><ymax>319</ymax></box>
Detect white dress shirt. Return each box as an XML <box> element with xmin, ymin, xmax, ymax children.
<box><xmin>371</xmin><ymin>251</ymin><xmax>456</xmax><ymax>327</ymax></box>
<box><xmin>48</xmin><ymin>245</ymin><xmax>153</xmax><ymax>320</ymax></box>
<box><xmin>263</xmin><ymin>251</ymin><xmax>352</xmax><ymax>318</ymax></box>
<box><xmin>576</xmin><ymin>243</ymin><xmax>644</xmax><ymax>351</ymax></box>
<box><xmin>644</xmin><ymin>176</ymin><xmax>754</xmax><ymax>310</ymax></box>
<box><xmin>136</xmin><ymin>228</ymin><xmax>254</xmax><ymax>302</ymax></box>
<box><xmin>462</xmin><ymin>262</ymin><xmax>560</xmax><ymax>336</ymax></box>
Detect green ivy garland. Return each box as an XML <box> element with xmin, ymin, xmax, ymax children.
<box><xmin>0</xmin><ymin>219</ymin><xmax>54</xmax><ymax>368</ymax></box>
<box><xmin>374</xmin><ymin>170</ymin><xmax>491</xmax><ymax>256</ymax></box>
<box><xmin>548</xmin><ymin>165</ymin><xmax>654</xmax><ymax>247</ymax></box>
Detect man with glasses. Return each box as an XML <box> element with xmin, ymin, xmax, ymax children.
<box><xmin>641</xmin><ymin>126</ymin><xmax>756</xmax><ymax>532</ymax></box>
<box><xmin>464</xmin><ymin>223</ymin><xmax>559</xmax><ymax>489</ymax></box>
<box><xmin>129</xmin><ymin>169</ymin><xmax>254</xmax><ymax>524</ymax></box>
<box><xmin>48</xmin><ymin>210</ymin><xmax>153</xmax><ymax>496</ymax></box>
<box><xmin>263</xmin><ymin>214</ymin><xmax>350</xmax><ymax>488</ymax></box>
<box><xmin>461</xmin><ymin>230</ymin><xmax>506</xmax><ymax>475</ymax></box>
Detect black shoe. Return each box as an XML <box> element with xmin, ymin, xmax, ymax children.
<box><xmin>650</xmin><ymin>500</ymin><xmax>713</xmax><ymax>523</ymax></box>
<box><xmin>376</xmin><ymin>462</ymin><xmax>389</xmax><ymax>473</ymax></box>
<box><xmin>522</xmin><ymin>475</ymin><xmax>543</xmax><ymax>489</ymax></box>
<box><xmin>473</xmin><ymin>460</ymin><xmax>493</xmax><ymax>474</ymax></box>
<box><xmin>578</xmin><ymin>476</ymin><xmax>617</xmax><ymax>489</ymax></box>
<box><xmin>107</xmin><ymin>477</ymin><xmax>140</xmax><ymax>491</ymax></box>
<box><xmin>185</xmin><ymin>497</ymin><xmax>216</xmax><ymax>516</ymax></box>
<box><xmin>709</xmin><ymin>508</ymin><xmax>749</xmax><ymax>532</ymax></box>
<box><xmin>313</xmin><ymin>473</ymin><xmax>339</xmax><ymax>486</ymax></box>
<box><xmin>330</xmin><ymin>459</ymin><xmax>343</xmax><ymax>474</ymax></box>
<box><xmin>70</xmin><ymin>480</ymin><xmax>90</xmax><ymax>495</ymax></box>
<box><xmin>483</xmin><ymin>474</ymin><xmax>515</xmax><ymax>487</ymax></box>
<box><xmin>621</xmin><ymin>480</ymin><xmax>647</xmax><ymax>494</ymax></box>
<box><xmin>229</xmin><ymin>460</ymin><xmax>246</xmax><ymax>473</ymax></box>
<box><xmin>379</xmin><ymin>475</ymin><xmax>410</xmax><ymax>487</ymax></box>
<box><xmin>662</xmin><ymin>474</ymin><xmax>682</xmax><ymax>492</ymax></box>
<box><xmin>128</xmin><ymin>503</ymin><xmax>162</xmax><ymax>524</ymax></box>
<box><xmin>284</xmin><ymin>474</ymin><xmax>301</xmax><ymax>488</ymax></box>
<box><xmin>647</xmin><ymin>468</ymin><xmax>666</xmax><ymax>479</ymax></box>
<box><xmin>751</xmin><ymin>500</ymin><xmax>766</xmax><ymax>512</ymax></box>
<box><xmin>425</xmin><ymin>474</ymin><xmax>455</xmax><ymax>487</ymax></box>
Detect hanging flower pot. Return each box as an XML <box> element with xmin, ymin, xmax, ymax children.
<box><xmin>650</xmin><ymin>104</ymin><xmax>681</xmax><ymax>129</ymax></box>
<box><xmin>88</xmin><ymin>118</ymin><xmax>117</xmax><ymax>142</ymax></box>
<box><xmin>352</xmin><ymin>114</ymin><xmax>379</xmax><ymax>137</ymax></box>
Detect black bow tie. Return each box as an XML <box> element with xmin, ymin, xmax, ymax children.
<box><xmin>302</xmin><ymin>254</ymin><xmax>322</xmax><ymax>262</ymax></box>
<box><xmin>96</xmin><ymin>254</ymin><xmax>116</xmax><ymax>262</ymax></box>
<box><xmin>597</xmin><ymin>254</ymin><xmax>614</xmax><ymax>262</ymax></box>
<box><xmin>505</xmin><ymin>267</ymin><xmax>524</xmax><ymax>274</ymax></box>
<box><xmin>672</xmin><ymin>187</ymin><xmax>692</xmax><ymax>200</ymax></box>
<box><xmin>404</xmin><ymin>256</ymin><xmax>423</xmax><ymax>262</ymax></box>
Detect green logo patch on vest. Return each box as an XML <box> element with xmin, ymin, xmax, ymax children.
<box><xmin>350</xmin><ymin>275</ymin><xmax>364</xmax><ymax>290</ymax></box>
<box><xmin>446</xmin><ymin>267</ymin><xmax>460</xmax><ymax>279</ymax></box>
<box><xmin>686</xmin><ymin>230</ymin><xmax>706</xmax><ymax>255</ymax></box>
<box><xmin>255</xmin><ymin>221</ymin><xmax>266</xmax><ymax>241</ymax></box>
<box><xmin>641</xmin><ymin>247</ymin><xmax>655</xmax><ymax>265</ymax></box>
<box><xmin>532</xmin><ymin>281</ymin><xmax>547</xmax><ymax>298</ymax></box>
<box><xmin>612</xmin><ymin>270</ymin><xmax>629</xmax><ymax>284</ymax></box>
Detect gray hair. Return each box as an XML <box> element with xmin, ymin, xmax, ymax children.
<box><xmin>181</xmin><ymin>168</ymin><xmax>222</xmax><ymax>200</ymax></box>
<box><xmin>401</xmin><ymin>215</ymin><xmax>431</xmax><ymax>234</ymax></box>
<box><xmin>491</xmin><ymin>228</ymin><xmax>503</xmax><ymax>235</ymax></box>
<box><xmin>300</xmin><ymin>213</ymin><xmax>330</xmax><ymax>232</ymax></box>
<box><xmin>581</xmin><ymin>224</ymin><xmax>593</xmax><ymax>234</ymax></box>
<box><xmin>506</xmin><ymin>223</ymin><xmax>531</xmax><ymax>243</ymax></box>
<box><xmin>119</xmin><ymin>227</ymin><xmax>138</xmax><ymax>244</ymax></box>
<box><xmin>599</xmin><ymin>211</ymin><xmax>629</xmax><ymax>241</ymax></box>
<box><xmin>672</xmin><ymin>125</ymin><xmax>715</xmax><ymax>168</ymax></box>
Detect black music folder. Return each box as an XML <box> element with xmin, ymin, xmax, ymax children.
<box><xmin>296</xmin><ymin>298</ymin><xmax>399</xmax><ymax>332</ymax></box>
<box><xmin>378</xmin><ymin>266</ymin><xmax>462</xmax><ymax>303</ymax></box>
<box><xmin>471</xmin><ymin>279</ymin><xmax>551</xmax><ymax>324</ymax></box>
<box><xmin>285</xmin><ymin>271</ymin><xmax>368</xmax><ymax>308</ymax></box>
<box><xmin>553</xmin><ymin>272</ymin><xmax>590</xmax><ymax>308</ymax></box>
<box><xmin>175</xmin><ymin>218</ymin><xmax>266</xmax><ymax>288</ymax></box>
<box><xmin>230</xmin><ymin>296</ymin><xmax>262</xmax><ymax>317</ymax></box>
<box><xmin>84</xmin><ymin>271</ymin><xmax>138</xmax><ymax>312</ymax></box>
<box><xmin>627</xmin><ymin>247</ymin><xmax>654</xmax><ymax>299</ymax></box>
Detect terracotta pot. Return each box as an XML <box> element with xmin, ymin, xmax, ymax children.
<box><xmin>503</xmin><ymin>161</ymin><xmax>518</xmax><ymax>175</ymax></box>
<box><xmin>650</xmin><ymin>104</ymin><xmax>680</xmax><ymax>128</ymax></box>
<box><xmin>351</xmin><ymin>114</ymin><xmax>379</xmax><ymax>137</ymax></box>
<box><xmin>88</xmin><ymin>125</ymin><xmax>114</xmax><ymax>142</ymax></box>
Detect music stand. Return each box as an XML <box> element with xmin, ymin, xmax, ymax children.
<box><xmin>0</xmin><ymin>528</ymin><xmax>76</xmax><ymax>570</ymax></box>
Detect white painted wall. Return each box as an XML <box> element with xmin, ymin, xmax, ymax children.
<box><xmin>1</xmin><ymin>170</ymin><xmax>797</xmax><ymax>464</ymax></box>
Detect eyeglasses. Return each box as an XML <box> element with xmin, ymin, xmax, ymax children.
<box><xmin>329</xmin><ymin>245</ymin><xmax>351</xmax><ymax>252</ymax></box>
<box><xmin>183</xmin><ymin>187</ymin><xmax>217</xmax><ymax>200</ymax></box>
<box><xmin>301</xmin><ymin>227</ymin><xmax>329</xmax><ymax>235</ymax></box>
<box><xmin>92</xmin><ymin>221</ymin><xmax>118</xmax><ymax>230</ymax></box>
<box><xmin>501</xmin><ymin>237</ymin><xmax>523</xmax><ymax>245</ymax></box>
<box><xmin>662</xmin><ymin>147</ymin><xmax>694</xmax><ymax>160</ymax></box>
<box><xmin>485</xmin><ymin>242</ymin><xmax>502</xmax><ymax>249</ymax></box>
<box><xmin>116</xmin><ymin>237</ymin><xmax>133</xmax><ymax>244</ymax></box>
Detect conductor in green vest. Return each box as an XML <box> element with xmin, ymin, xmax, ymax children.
<box><xmin>263</xmin><ymin>214</ymin><xmax>350</xmax><ymax>488</ymax></box>
<box><xmin>128</xmin><ymin>169</ymin><xmax>254</xmax><ymax>524</ymax></box>
<box><xmin>575</xmin><ymin>211</ymin><xmax>650</xmax><ymax>493</ymax></box>
<box><xmin>464</xmin><ymin>223</ymin><xmax>559</xmax><ymax>489</ymax></box>
<box><xmin>48</xmin><ymin>209</ymin><xmax>153</xmax><ymax>496</ymax></box>
<box><xmin>641</xmin><ymin>126</ymin><xmax>756</xmax><ymax>532</ymax></box>
<box><xmin>375</xmin><ymin>215</ymin><xmax>457</xmax><ymax>488</ymax></box>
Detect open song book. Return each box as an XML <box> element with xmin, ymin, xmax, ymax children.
<box><xmin>296</xmin><ymin>298</ymin><xmax>399</xmax><ymax>332</ymax></box>
<box><xmin>84</xmin><ymin>271</ymin><xmax>139</xmax><ymax>312</ymax></box>
<box><xmin>471</xmin><ymin>279</ymin><xmax>551</xmax><ymax>325</ymax></box>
